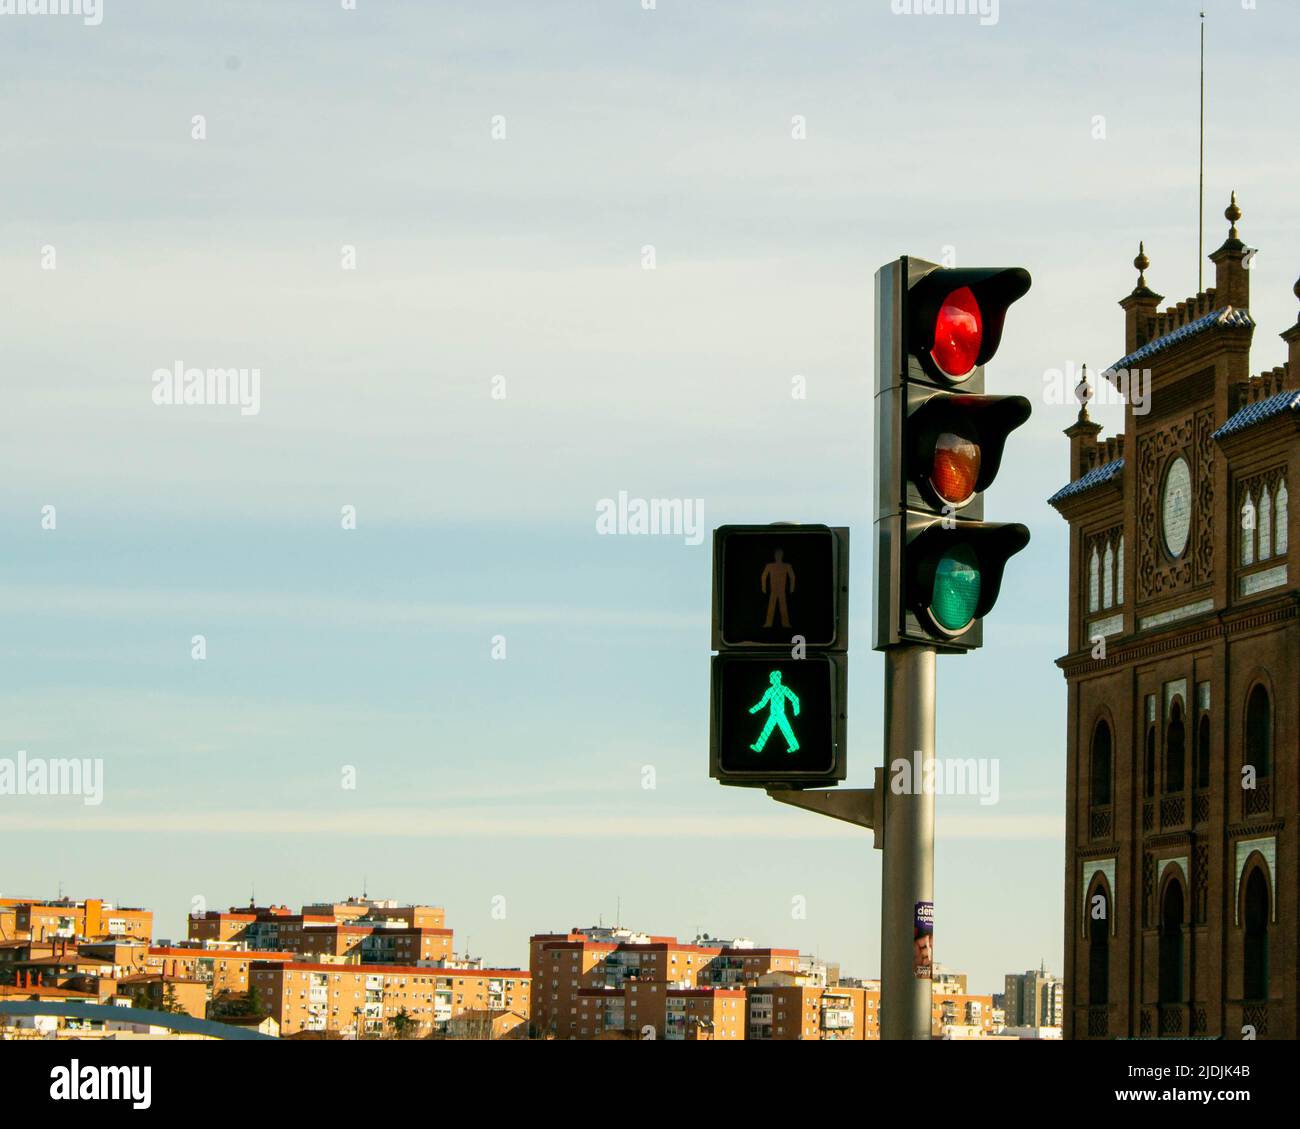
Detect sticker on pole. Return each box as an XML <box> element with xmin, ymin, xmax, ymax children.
<box><xmin>913</xmin><ymin>901</ymin><xmax>933</xmax><ymax>980</ymax></box>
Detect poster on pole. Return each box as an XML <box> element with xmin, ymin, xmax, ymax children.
<box><xmin>913</xmin><ymin>901</ymin><xmax>933</xmax><ymax>979</ymax></box>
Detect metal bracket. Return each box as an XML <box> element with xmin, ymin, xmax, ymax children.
<box><xmin>766</xmin><ymin>767</ymin><xmax>886</xmax><ymax>849</ymax></box>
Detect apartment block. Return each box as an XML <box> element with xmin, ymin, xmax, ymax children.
<box><xmin>1004</xmin><ymin>967</ymin><xmax>1065</xmax><ymax>1028</ymax></box>
<box><xmin>748</xmin><ymin>981</ymin><xmax>872</xmax><ymax>1040</ymax></box>
<box><xmin>530</xmin><ymin>926</ymin><xmax>799</xmax><ymax>1038</ymax></box>
<box><xmin>932</xmin><ymin>990</ymin><xmax>998</xmax><ymax>1038</ymax></box>
<box><xmin>115</xmin><ymin>975</ymin><xmax>207</xmax><ymax>1019</ymax></box>
<box><xmin>251</xmin><ymin>961</ymin><xmax>530</xmax><ymax>1038</ymax></box>
<box><xmin>11</xmin><ymin>898</ymin><xmax>152</xmax><ymax>943</ymax></box>
<box><xmin>189</xmin><ymin>899</ymin><xmax>452</xmax><ymax>965</ymax></box>
<box><xmin>144</xmin><ymin>946</ymin><xmax>296</xmax><ymax>1001</ymax></box>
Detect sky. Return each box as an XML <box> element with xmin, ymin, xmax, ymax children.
<box><xmin>2</xmin><ymin>0</ymin><xmax>1298</xmax><ymax>995</ymax></box>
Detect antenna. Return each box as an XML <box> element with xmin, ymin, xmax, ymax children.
<box><xmin>1198</xmin><ymin>8</ymin><xmax>1206</xmax><ymax>291</ymax></box>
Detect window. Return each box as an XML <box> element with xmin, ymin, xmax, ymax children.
<box><xmin>1196</xmin><ymin>714</ymin><xmax>1210</xmax><ymax>790</ymax></box>
<box><xmin>1243</xmin><ymin>869</ymin><xmax>1269</xmax><ymax>1001</ymax></box>
<box><xmin>1102</xmin><ymin>543</ymin><xmax>1114</xmax><ymax>608</ymax></box>
<box><xmin>1241</xmin><ymin>492</ymin><xmax>1255</xmax><ymax>566</ymax></box>
<box><xmin>1090</xmin><ymin>720</ymin><xmax>1112</xmax><ymax>807</ymax></box>
<box><xmin>1087</xmin><ymin>888</ymin><xmax>1108</xmax><ymax>1007</ymax></box>
<box><xmin>1088</xmin><ymin>548</ymin><xmax>1100</xmax><ymax>613</ymax></box>
<box><xmin>1241</xmin><ymin>479</ymin><xmax>1289</xmax><ymax>567</ymax></box>
<box><xmin>1276</xmin><ymin>483</ymin><xmax>1288</xmax><ymax>553</ymax></box>
<box><xmin>1164</xmin><ymin>701</ymin><xmax>1185</xmax><ymax>794</ymax></box>
<box><xmin>1245</xmin><ymin>684</ymin><xmax>1271</xmax><ymax>777</ymax></box>
<box><xmin>1158</xmin><ymin>881</ymin><xmax>1185</xmax><ymax>1005</ymax></box>
<box><xmin>1116</xmin><ymin>536</ymin><xmax>1124</xmax><ymax>604</ymax></box>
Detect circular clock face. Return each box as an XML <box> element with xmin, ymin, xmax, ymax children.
<box><xmin>1161</xmin><ymin>456</ymin><xmax>1192</xmax><ymax>558</ymax></box>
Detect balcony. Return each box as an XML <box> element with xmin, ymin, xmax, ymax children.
<box><xmin>1086</xmin><ymin>1006</ymin><xmax>1109</xmax><ymax>1038</ymax></box>
<box><xmin>1089</xmin><ymin>806</ymin><xmax>1112</xmax><ymax>841</ymax></box>
<box><xmin>1159</xmin><ymin>795</ymin><xmax>1186</xmax><ymax>830</ymax></box>
<box><xmin>1192</xmin><ymin>791</ymin><xmax>1210</xmax><ymax>825</ymax></box>
<box><xmin>1157</xmin><ymin>1004</ymin><xmax>1186</xmax><ymax>1037</ymax></box>
<box><xmin>1244</xmin><ymin>778</ymin><xmax>1271</xmax><ymax>817</ymax></box>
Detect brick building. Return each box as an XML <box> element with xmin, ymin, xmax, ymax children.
<box><xmin>748</xmin><ymin>980</ymin><xmax>872</xmax><ymax>1040</ymax></box>
<box><xmin>529</xmin><ymin>926</ymin><xmax>800</xmax><ymax>1039</ymax></box>
<box><xmin>1003</xmin><ymin>966</ymin><xmax>1064</xmax><ymax>1028</ymax></box>
<box><xmin>250</xmin><ymin>961</ymin><xmax>530</xmax><ymax>1038</ymax></box>
<box><xmin>144</xmin><ymin>946</ymin><xmax>295</xmax><ymax>1002</ymax></box>
<box><xmin>188</xmin><ymin>899</ymin><xmax>453</xmax><ymax>965</ymax></box>
<box><xmin>10</xmin><ymin>898</ymin><xmax>152</xmax><ymax>943</ymax></box>
<box><xmin>1050</xmin><ymin>196</ymin><xmax>1299</xmax><ymax>1038</ymax></box>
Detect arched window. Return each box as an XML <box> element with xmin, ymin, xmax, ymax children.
<box><xmin>1243</xmin><ymin>869</ymin><xmax>1270</xmax><ymax>1001</ymax></box>
<box><xmin>1117</xmin><ymin>536</ymin><xmax>1125</xmax><ymax>604</ymax></box>
<box><xmin>1088</xmin><ymin>885</ymin><xmax>1109</xmax><ymax>1006</ymax></box>
<box><xmin>1144</xmin><ymin>726</ymin><xmax>1156</xmax><ymax>798</ymax></box>
<box><xmin>1102</xmin><ymin>543</ymin><xmax>1114</xmax><ymax>608</ymax></box>
<box><xmin>1196</xmin><ymin>714</ymin><xmax>1210</xmax><ymax>790</ymax></box>
<box><xmin>1276</xmin><ymin>483</ymin><xmax>1288</xmax><ymax>554</ymax></box>
<box><xmin>1241</xmin><ymin>492</ymin><xmax>1255</xmax><ymax>566</ymax></box>
<box><xmin>1090</xmin><ymin>720</ymin><xmax>1112</xmax><ymax>807</ymax></box>
<box><xmin>1165</xmin><ymin>701</ymin><xmax>1185</xmax><ymax>794</ymax></box>
<box><xmin>1088</xmin><ymin>548</ymin><xmax>1100</xmax><ymax>613</ymax></box>
<box><xmin>1158</xmin><ymin>881</ymin><xmax>1185</xmax><ymax>1004</ymax></box>
<box><xmin>1260</xmin><ymin>488</ymin><xmax>1273</xmax><ymax>559</ymax></box>
<box><xmin>1246</xmin><ymin>685</ymin><xmax>1271</xmax><ymax>777</ymax></box>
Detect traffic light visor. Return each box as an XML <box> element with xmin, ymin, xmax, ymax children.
<box><xmin>910</xmin><ymin>267</ymin><xmax>1031</xmax><ymax>383</ymax></box>
<box><xmin>908</xmin><ymin>393</ymin><xmax>1032</xmax><ymax>510</ymax></box>
<box><xmin>908</xmin><ymin>521</ymin><xmax>1031</xmax><ymax>638</ymax></box>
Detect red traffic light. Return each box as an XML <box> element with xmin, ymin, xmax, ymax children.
<box><xmin>931</xmin><ymin>286</ymin><xmax>983</xmax><ymax>379</ymax></box>
<box><xmin>908</xmin><ymin>267</ymin><xmax>1031</xmax><ymax>385</ymax></box>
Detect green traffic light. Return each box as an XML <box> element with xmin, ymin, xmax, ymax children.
<box><xmin>931</xmin><ymin>546</ymin><xmax>981</xmax><ymax>632</ymax></box>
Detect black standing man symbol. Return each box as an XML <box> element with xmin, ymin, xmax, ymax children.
<box><xmin>761</xmin><ymin>548</ymin><xmax>796</xmax><ymax>629</ymax></box>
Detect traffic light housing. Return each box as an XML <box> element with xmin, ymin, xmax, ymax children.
<box><xmin>874</xmin><ymin>257</ymin><xmax>1032</xmax><ymax>652</ymax></box>
<box><xmin>710</xmin><ymin>525</ymin><xmax>848</xmax><ymax>787</ymax></box>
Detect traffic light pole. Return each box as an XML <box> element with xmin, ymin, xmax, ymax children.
<box><xmin>880</xmin><ymin>644</ymin><xmax>935</xmax><ymax>1040</ymax></box>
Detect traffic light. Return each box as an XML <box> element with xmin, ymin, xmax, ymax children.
<box><xmin>710</xmin><ymin>525</ymin><xmax>848</xmax><ymax>787</ymax></box>
<box><xmin>874</xmin><ymin>257</ymin><xmax>1032</xmax><ymax>651</ymax></box>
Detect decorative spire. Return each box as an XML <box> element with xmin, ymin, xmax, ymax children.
<box><xmin>1134</xmin><ymin>241</ymin><xmax>1150</xmax><ymax>289</ymax></box>
<box><xmin>1225</xmin><ymin>190</ymin><xmax>1242</xmax><ymax>240</ymax></box>
<box><xmin>1292</xmin><ymin>271</ymin><xmax>1300</xmax><ymax>311</ymax></box>
<box><xmin>1074</xmin><ymin>364</ymin><xmax>1093</xmax><ymax>423</ymax></box>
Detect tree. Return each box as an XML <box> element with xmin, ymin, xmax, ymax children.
<box><xmin>159</xmin><ymin>983</ymin><xmax>188</xmax><ymax>1016</ymax></box>
<box><xmin>388</xmin><ymin>1008</ymin><xmax>416</xmax><ymax>1040</ymax></box>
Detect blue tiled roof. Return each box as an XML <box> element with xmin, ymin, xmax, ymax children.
<box><xmin>1105</xmin><ymin>306</ymin><xmax>1254</xmax><ymax>376</ymax></box>
<box><xmin>1047</xmin><ymin>458</ymin><xmax>1125</xmax><ymax>506</ymax></box>
<box><xmin>1212</xmin><ymin>388</ymin><xmax>1300</xmax><ymax>440</ymax></box>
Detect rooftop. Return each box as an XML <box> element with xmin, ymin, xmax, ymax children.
<box><xmin>1107</xmin><ymin>306</ymin><xmax>1254</xmax><ymax>375</ymax></box>
<box><xmin>1047</xmin><ymin>458</ymin><xmax>1125</xmax><ymax>506</ymax></box>
<box><xmin>1212</xmin><ymin>387</ymin><xmax>1300</xmax><ymax>440</ymax></box>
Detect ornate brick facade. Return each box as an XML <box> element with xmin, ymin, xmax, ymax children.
<box><xmin>1049</xmin><ymin>198</ymin><xmax>1300</xmax><ymax>1039</ymax></box>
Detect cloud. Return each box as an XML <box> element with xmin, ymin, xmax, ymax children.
<box><xmin>0</xmin><ymin>805</ymin><xmax>1063</xmax><ymax>841</ymax></box>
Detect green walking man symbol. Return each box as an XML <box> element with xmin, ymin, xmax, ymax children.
<box><xmin>748</xmin><ymin>670</ymin><xmax>800</xmax><ymax>754</ymax></box>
